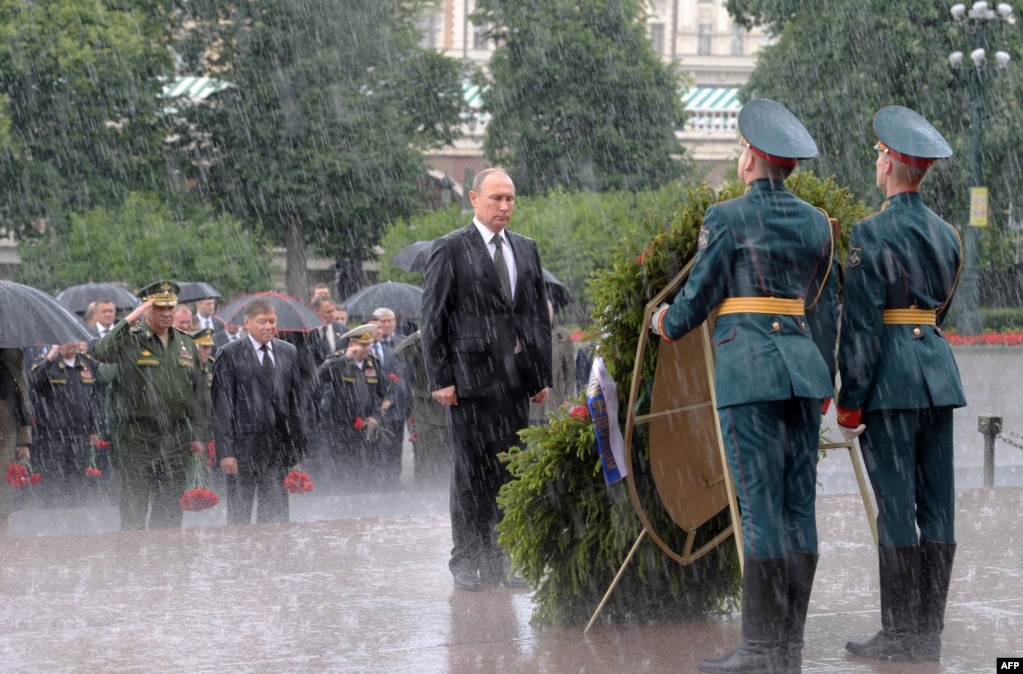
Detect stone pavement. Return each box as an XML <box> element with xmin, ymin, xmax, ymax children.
<box><xmin>1</xmin><ymin>487</ymin><xmax>1021</xmax><ymax>673</ymax></box>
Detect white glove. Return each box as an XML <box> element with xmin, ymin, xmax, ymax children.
<box><xmin>840</xmin><ymin>424</ymin><xmax>866</xmax><ymax>442</ymax></box>
<box><xmin>650</xmin><ymin>303</ymin><xmax>670</xmax><ymax>336</ymax></box>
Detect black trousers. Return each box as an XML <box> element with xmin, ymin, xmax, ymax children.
<box><xmin>447</xmin><ymin>393</ymin><xmax>529</xmax><ymax>576</ymax></box>
<box><xmin>225</xmin><ymin>431</ymin><xmax>292</xmax><ymax>525</ymax></box>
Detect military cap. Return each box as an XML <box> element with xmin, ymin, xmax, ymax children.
<box><xmin>738</xmin><ymin>98</ymin><xmax>818</xmax><ymax>167</ymax></box>
<box><xmin>340</xmin><ymin>324</ymin><xmax>376</xmax><ymax>345</ymax></box>
<box><xmin>190</xmin><ymin>328</ymin><xmax>215</xmax><ymax>346</ymax></box>
<box><xmin>138</xmin><ymin>280</ymin><xmax>179</xmax><ymax>307</ymax></box>
<box><xmin>873</xmin><ymin>105</ymin><xmax>953</xmax><ymax>168</ymax></box>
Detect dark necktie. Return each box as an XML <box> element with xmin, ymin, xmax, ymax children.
<box><xmin>261</xmin><ymin>344</ymin><xmax>275</xmax><ymax>388</ymax></box>
<box><xmin>492</xmin><ymin>234</ymin><xmax>512</xmax><ymax>303</ymax></box>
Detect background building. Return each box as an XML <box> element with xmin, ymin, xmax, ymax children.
<box><xmin>420</xmin><ymin>0</ymin><xmax>767</xmax><ymax>186</ymax></box>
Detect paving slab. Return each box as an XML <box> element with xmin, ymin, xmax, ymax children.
<box><xmin>1</xmin><ymin>487</ymin><xmax>1021</xmax><ymax>673</ymax></box>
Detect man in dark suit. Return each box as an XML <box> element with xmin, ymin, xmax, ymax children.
<box><xmin>211</xmin><ymin>297</ymin><xmax>307</xmax><ymax>524</ymax></box>
<box><xmin>310</xmin><ymin>296</ymin><xmax>347</xmax><ymax>366</ymax></box>
<box><xmin>421</xmin><ymin>167</ymin><xmax>552</xmax><ymax>592</ymax></box>
<box><xmin>368</xmin><ymin>311</ymin><xmax>409</xmax><ymax>489</ymax></box>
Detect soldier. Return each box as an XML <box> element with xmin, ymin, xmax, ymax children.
<box><xmin>93</xmin><ymin>281</ymin><xmax>211</xmax><ymax>531</ymax></box>
<box><xmin>650</xmin><ymin>99</ymin><xmax>838</xmax><ymax>673</ymax></box>
<box><xmin>838</xmin><ymin>106</ymin><xmax>965</xmax><ymax>664</ymax></box>
<box><xmin>393</xmin><ymin>329</ymin><xmax>452</xmax><ymax>487</ymax></box>
<box><xmin>30</xmin><ymin>342</ymin><xmax>104</xmax><ymax>505</ymax></box>
<box><xmin>316</xmin><ymin>325</ymin><xmax>385</xmax><ymax>487</ymax></box>
<box><xmin>191</xmin><ymin>328</ymin><xmax>216</xmax><ymax>389</ymax></box>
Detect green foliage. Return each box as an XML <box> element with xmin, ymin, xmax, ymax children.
<box><xmin>15</xmin><ymin>191</ymin><xmax>271</xmax><ymax>297</ymax></box>
<box><xmin>379</xmin><ymin>181</ymin><xmax>688</xmax><ymax>323</ymax></box>
<box><xmin>496</xmin><ymin>172</ymin><xmax>867</xmax><ymax>626</ymax></box>
<box><xmin>945</xmin><ymin>307</ymin><xmax>1023</xmax><ymax>333</ymax></box>
<box><xmin>727</xmin><ymin>0</ymin><xmax>1023</xmax><ymax>261</ymax></box>
<box><xmin>182</xmin><ymin>0</ymin><xmax>465</xmax><ymax>276</ymax></box>
<box><xmin>0</xmin><ymin>0</ymin><xmax>173</xmax><ymax>239</ymax></box>
<box><xmin>472</xmin><ymin>0</ymin><xmax>693</xmax><ymax>194</ymax></box>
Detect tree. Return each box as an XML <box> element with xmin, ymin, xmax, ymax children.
<box><xmin>0</xmin><ymin>0</ymin><xmax>174</xmax><ymax>240</ymax></box>
<box><xmin>180</xmin><ymin>0</ymin><xmax>464</xmax><ymax>299</ymax></box>
<box><xmin>16</xmin><ymin>191</ymin><xmax>272</xmax><ymax>297</ymax></box>
<box><xmin>472</xmin><ymin>0</ymin><xmax>693</xmax><ymax>195</ymax></box>
<box><xmin>726</xmin><ymin>0</ymin><xmax>1023</xmax><ymax>259</ymax></box>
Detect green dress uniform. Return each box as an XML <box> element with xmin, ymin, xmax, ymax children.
<box><xmin>656</xmin><ymin>99</ymin><xmax>837</xmax><ymax>674</ymax></box>
<box><xmin>93</xmin><ymin>282</ymin><xmax>211</xmax><ymax>531</ymax></box>
<box><xmin>393</xmin><ymin>331</ymin><xmax>452</xmax><ymax>486</ymax></box>
<box><xmin>839</xmin><ymin>106</ymin><xmax>964</xmax><ymax>664</ymax></box>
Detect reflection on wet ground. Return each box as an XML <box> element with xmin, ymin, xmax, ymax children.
<box><xmin>2</xmin><ymin>488</ymin><xmax>1021</xmax><ymax>673</ymax></box>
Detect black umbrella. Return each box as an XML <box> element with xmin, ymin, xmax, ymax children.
<box><xmin>342</xmin><ymin>282</ymin><xmax>424</xmax><ymax>319</ymax></box>
<box><xmin>175</xmin><ymin>281</ymin><xmax>221</xmax><ymax>303</ymax></box>
<box><xmin>55</xmin><ymin>282</ymin><xmax>139</xmax><ymax>314</ymax></box>
<box><xmin>0</xmin><ymin>281</ymin><xmax>94</xmax><ymax>347</ymax></box>
<box><xmin>388</xmin><ymin>240</ymin><xmax>435</xmax><ymax>273</ymax></box>
<box><xmin>542</xmin><ymin>268</ymin><xmax>571</xmax><ymax>309</ymax></box>
<box><xmin>216</xmin><ymin>291</ymin><xmax>325</xmax><ymax>333</ymax></box>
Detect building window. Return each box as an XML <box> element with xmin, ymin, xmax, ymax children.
<box><xmin>650</xmin><ymin>23</ymin><xmax>665</xmax><ymax>54</ymax></box>
<box><xmin>730</xmin><ymin>25</ymin><xmax>745</xmax><ymax>56</ymax></box>
<box><xmin>473</xmin><ymin>24</ymin><xmax>489</xmax><ymax>51</ymax></box>
<box><xmin>419</xmin><ymin>16</ymin><xmax>439</xmax><ymax>49</ymax></box>
<box><xmin>697</xmin><ymin>24</ymin><xmax>712</xmax><ymax>55</ymax></box>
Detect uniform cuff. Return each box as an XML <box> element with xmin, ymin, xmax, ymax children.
<box><xmin>821</xmin><ymin>398</ymin><xmax>832</xmax><ymax>415</ymax></box>
<box><xmin>836</xmin><ymin>406</ymin><xmax>862</xmax><ymax>428</ymax></box>
<box><xmin>657</xmin><ymin>310</ymin><xmax>677</xmax><ymax>343</ymax></box>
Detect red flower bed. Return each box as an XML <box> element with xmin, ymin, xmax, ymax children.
<box><xmin>946</xmin><ymin>332</ymin><xmax>1023</xmax><ymax>346</ymax></box>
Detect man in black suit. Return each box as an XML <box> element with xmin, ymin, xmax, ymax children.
<box><xmin>211</xmin><ymin>297</ymin><xmax>307</xmax><ymax>524</ymax></box>
<box><xmin>421</xmin><ymin>167</ymin><xmax>552</xmax><ymax>591</ymax></box>
<box><xmin>310</xmin><ymin>296</ymin><xmax>347</xmax><ymax>366</ymax></box>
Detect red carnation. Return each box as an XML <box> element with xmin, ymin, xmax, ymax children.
<box><xmin>91</xmin><ymin>438</ymin><xmax>111</xmax><ymax>450</ymax></box>
<box><xmin>388</xmin><ymin>373</ymin><xmax>400</xmax><ymax>382</ymax></box>
<box><xmin>283</xmin><ymin>470</ymin><xmax>315</xmax><ymax>494</ymax></box>
<box><xmin>570</xmin><ymin>405</ymin><xmax>590</xmax><ymax>422</ymax></box>
<box><xmin>85</xmin><ymin>467</ymin><xmax>102</xmax><ymax>477</ymax></box>
<box><xmin>180</xmin><ymin>487</ymin><xmax>220</xmax><ymax>511</ymax></box>
<box><xmin>5</xmin><ymin>462</ymin><xmax>28</xmax><ymax>489</ymax></box>
<box><xmin>29</xmin><ymin>472</ymin><xmax>42</xmax><ymax>485</ymax></box>
<box><xmin>354</xmin><ymin>417</ymin><xmax>365</xmax><ymax>431</ymax></box>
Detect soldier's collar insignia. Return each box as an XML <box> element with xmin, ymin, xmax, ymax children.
<box><xmin>141</xmin><ymin>349</ymin><xmax>152</xmax><ymax>356</ymax></box>
<box><xmin>880</xmin><ymin>198</ymin><xmax>891</xmax><ymax>212</ymax></box>
<box><xmin>847</xmin><ymin>245</ymin><xmax>863</xmax><ymax>268</ymax></box>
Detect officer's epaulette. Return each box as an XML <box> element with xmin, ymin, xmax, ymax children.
<box><xmin>128</xmin><ymin>324</ymin><xmax>142</xmax><ymax>333</ymax></box>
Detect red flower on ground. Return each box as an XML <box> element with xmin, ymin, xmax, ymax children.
<box><xmin>5</xmin><ymin>462</ymin><xmax>28</xmax><ymax>489</ymax></box>
<box><xmin>570</xmin><ymin>405</ymin><xmax>589</xmax><ymax>422</ymax></box>
<box><xmin>180</xmin><ymin>488</ymin><xmax>220</xmax><ymax>511</ymax></box>
<box><xmin>85</xmin><ymin>467</ymin><xmax>102</xmax><ymax>477</ymax></box>
<box><xmin>283</xmin><ymin>470</ymin><xmax>315</xmax><ymax>494</ymax></box>
<box><xmin>354</xmin><ymin>417</ymin><xmax>365</xmax><ymax>431</ymax></box>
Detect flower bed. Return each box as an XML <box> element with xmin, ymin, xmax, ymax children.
<box><xmin>946</xmin><ymin>332</ymin><xmax>1023</xmax><ymax>346</ymax></box>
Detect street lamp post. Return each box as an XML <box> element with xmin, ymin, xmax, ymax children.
<box><xmin>948</xmin><ymin>1</ymin><xmax>1014</xmax><ymax>336</ymax></box>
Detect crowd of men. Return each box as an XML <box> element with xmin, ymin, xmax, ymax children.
<box><xmin>17</xmin><ymin>281</ymin><xmax>452</xmax><ymax>527</ymax></box>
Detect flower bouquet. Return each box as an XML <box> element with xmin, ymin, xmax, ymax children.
<box><xmin>283</xmin><ymin>467</ymin><xmax>315</xmax><ymax>494</ymax></box>
<box><xmin>180</xmin><ymin>448</ymin><xmax>220</xmax><ymax>511</ymax></box>
<box><xmin>5</xmin><ymin>458</ymin><xmax>40</xmax><ymax>489</ymax></box>
<box><xmin>85</xmin><ymin>441</ymin><xmax>103</xmax><ymax>478</ymax></box>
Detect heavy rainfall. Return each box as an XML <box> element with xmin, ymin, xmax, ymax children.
<box><xmin>0</xmin><ymin>0</ymin><xmax>1021</xmax><ymax>672</ymax></box>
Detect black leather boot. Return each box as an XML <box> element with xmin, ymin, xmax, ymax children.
<box><xmin>846</xmin><ymin>544</ymin><xmax>920</xmax><ymax>662</ymax></box>
<box><xmin>782</xmin><ymin>552</ymin><xmax>818</xmax><ymax>674</ymax></box>
<box><xmin>700</xmin><ymin>556</ymin><xmax>787</xmax><ymax>674</ymax></box>
<box><xmin>916</xmin><ymin>539</ymin><xmax>956</xmax><ymax>662</ymax></box>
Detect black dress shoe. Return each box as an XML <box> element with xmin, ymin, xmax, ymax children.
<box><xmin>453</xmin><ymin>570</ymin><xmax>481</xmax><ymax>592</ymax></box>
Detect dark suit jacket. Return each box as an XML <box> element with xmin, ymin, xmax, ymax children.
<box><xmin>421</xmin><ymin>222</ymin><xmax>552</xmax><ymax>399</ymax></box>
<box><xmin>211</xmin><ymin>337</ymin><xmax>307</xmax><ymax>468</ymax></box>
<box><xmin>311</xmin><ymin>320</ymin><xmax>348</xmax><ymax>366</ymax></box>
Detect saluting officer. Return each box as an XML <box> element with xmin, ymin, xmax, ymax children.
<box><xmin>838</xmin><ymin>106</ymin><xmax>965</xmax><ymax>664</ymax></box>
<box><xmin>93</xmin><ymin>281</ymin><xmax>211</xmax><ymax>531</ymax></box>
<box><xmin>651</xmin><ymin>98</ymin><xmax>838</xmax><ymax>674</ymax></box>
<box><xmin>316</xmin><ymin>324</ymin><xmax>386</xmax><ymax>486</ymax></box>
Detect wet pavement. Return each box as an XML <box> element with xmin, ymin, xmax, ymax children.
<box><xmin>2</xmin><ymin>345</ymin><xmax>1022</xmax><ymax>672</ymax></box>
<box><xmin>2</xmin><ymin>486</ymin><xmax>1021</xmax><ymax>673</ymax></box>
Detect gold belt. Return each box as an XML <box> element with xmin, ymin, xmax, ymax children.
<box><xmin>717</xmin><ymin>297</ymin><xmax>804</xmax><ymax>316</ymax></box>
<box><xmin>883</xmin><ymin>308</ymin><xmax>937</xmax><ymax>325</ymax></box>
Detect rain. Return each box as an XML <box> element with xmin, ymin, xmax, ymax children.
<box><xmin>1</xmin><ymin>0</ymin><xmax>1022</xmax><ymax>672</ymax></box>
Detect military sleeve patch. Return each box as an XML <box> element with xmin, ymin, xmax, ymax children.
<box><xmin>698</xmin><ymin>226</ymin><xmax>711</xmax><ymax>251</ymax></box>
<box><xmin>847</xmin><ymin>245</ymin><xmax>863</xmax><ymax>268</ymax></box>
